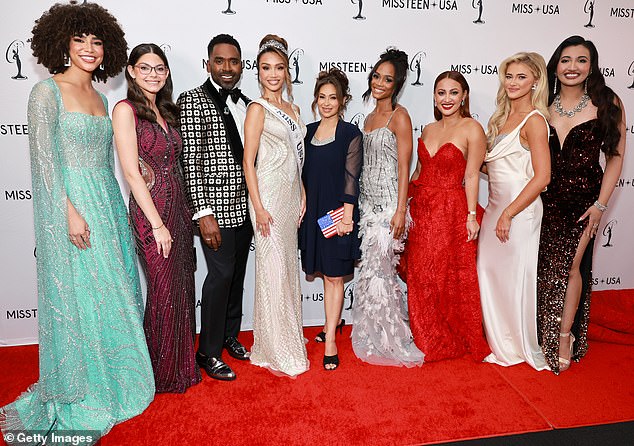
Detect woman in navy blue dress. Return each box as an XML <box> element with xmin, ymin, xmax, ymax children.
<box><xmin>300</xmin><ymin>69</ymin><xmax>362</xmax><ymax>370</ymax></box>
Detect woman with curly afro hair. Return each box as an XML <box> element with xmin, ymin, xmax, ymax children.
<box><xmin>0</xmin><ymin>2</ymin><xmax>154</xmax><ymax>441</ymax></box>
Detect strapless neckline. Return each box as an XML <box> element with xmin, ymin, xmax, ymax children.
<box><xmin>420</xmin><ymin>141</ymin><xmax>464</xmax><ymax>160</ymax></box>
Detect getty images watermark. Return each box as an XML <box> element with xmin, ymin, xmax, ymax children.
<box><xmin>3</xmin><ymin>430</ymin><xmax>100</xmax><ymax>445</ymax></box>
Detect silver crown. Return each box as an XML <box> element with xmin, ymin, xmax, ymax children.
<box><xmin>258</xmin><ymin>40</ymin><xmax>288</xmax><ymax>56</ymax></box>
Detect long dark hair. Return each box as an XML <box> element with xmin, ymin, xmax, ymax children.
<box><xmin>362</xmin><ymin>48</ymin><xmax>408</xmax><ymax>110</ymax></box>
<box><xmin>547</xmin><ymin>35</ymin><xmax>622</xmax><ymax>157</ymax></box>
<box><xmin>124</xmin><ymin>43</ymin><xmax>179</xmax><ymax>127</ymax></box>
<box><xmin>433</xmin><ymin>71</ymin><xmax>472</xmax><ymax>121</ymax></box>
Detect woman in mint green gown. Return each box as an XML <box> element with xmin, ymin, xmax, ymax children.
<box><xmin>0</xmin><ymin>3</ymin><xmax>154</xmax><ymax>442</ymax></box>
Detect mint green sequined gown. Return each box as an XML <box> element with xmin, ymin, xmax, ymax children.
<box><xmin>0</xmin><ymin>78</ymin><xmax>154</xmax><ymax>442</ymax></box>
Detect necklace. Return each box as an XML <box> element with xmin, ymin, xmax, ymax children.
<box><xmin>554</xmin><ymin>93</ymin><xmax>590</xmax><ymax>118</ymax></box>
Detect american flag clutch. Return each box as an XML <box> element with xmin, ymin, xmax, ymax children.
<box><xmin>317</xmin><ymin>206</ymin><xmax>345</xmax><ymax>239</ymax></box>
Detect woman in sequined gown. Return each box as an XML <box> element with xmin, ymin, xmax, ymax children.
<box><xmin>478</xmin><ymin>52</ymin><xmax>551</xmax><ymax>371</ymax></box>
<box><xmin>0</xmin><ymin>4</ymin><xmax>153</xmax><ymax>442</ymax></box>
<box><xmin>403</xmin><ymin>71</ymin><xmax>489</xmax><ymax>362</ymax></box>
<box><xmin>351</xmin><ymin>48</ymin><xmax>424</xmax><ymax>367</ymax></box>
<box><xmin>537</xmin><ymin>36</ymin><xmax>626</xmax><ymax>374</ymax></box>
<box><xmin>113</xmin><ymin>44</ymin><xmax>200</xmax><ymax>392</ymax></box>
<box><xmin>243</xmin><ymin>35</ymin><xmax>309</xmax><ymax>377</ymax></box>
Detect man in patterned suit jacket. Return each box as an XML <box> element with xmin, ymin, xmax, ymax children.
<box><xmin>178</xmin><ymin>34</ymin><xmax>252</xmax><ymax>381</ymax></box>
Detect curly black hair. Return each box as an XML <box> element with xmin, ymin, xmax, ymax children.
<box><xmin>547</xmin><ymin>35</ymin><xmax>622</xmax><ymax>157</ymax></box>
<box><xmin>363</xmin><ymin>48</ymin><xmax>409</xmax><ymax>110</ymax></box>
<box><xmin>125</xmin><ymin>43</ymin><xmax>179</xmax><ymax>127</ymax></box>
<box><xmin>30</xmin><ymin>1</ymin><xmax>127</xmax><ymax>82</ymax></box>
<box><xmin>311</xmin><ymin>68</ymin><xmax>352</xmax><ymax>119</ymax></box>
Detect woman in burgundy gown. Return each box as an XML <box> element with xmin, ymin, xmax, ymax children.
<box><xmin>403</xmin><ymin>71</ymin><xmax>490</xmax><ymax>362</ymax></box>
<box><xmin>113</xmin><ymin>44</ymin><xmax>200</xmax><ymax>392</ymax></box>
<box><xmin>537</xmin><ymin>36</ymin><xmax>626</xmax><ymax>374</ymax></box>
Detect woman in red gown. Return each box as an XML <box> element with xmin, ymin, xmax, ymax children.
<box><xmin>403</xmin><ymin>71</ymin><xmax>490</xmax><ymax>362</ymax></box>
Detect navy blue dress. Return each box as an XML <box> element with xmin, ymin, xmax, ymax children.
<box><xmin>299</xmin><ymin>120</ymin><xmax>363</xmax><ymax>277</ymax></box>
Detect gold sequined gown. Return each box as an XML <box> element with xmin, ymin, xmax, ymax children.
<box><xmin>0</xmin><ymin>79</ymin><xmax>154</xmax><ymax>443</ymax></box>
<box><xmin>248</xmin><ymin>99</ymin><xmax>309</xmax><ymax>376</ymax></box>
<box><xmin>478</xmin><ymin>110</ymin><xmax>549</xmax><ymax>371</ymax></box>
<box><xmin>537</xmin><ymin>119</ymin><xmax>603</xmax><ymax>374</ymax></box>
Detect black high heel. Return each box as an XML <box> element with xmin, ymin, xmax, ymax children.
<box><xmin>323</xmin><ymin>354</ymin><xmax>339</xmax><ymax>370</ymax></box>
<box><xmin>315</xmin><ymin>319</ymin><xmax>346</xmax><ymax>343</ymax></box>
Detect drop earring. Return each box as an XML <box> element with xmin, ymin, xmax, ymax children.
<box><xmin>553</xmin><ymin>77</ymin><xmax>557</xmax><ymax>95</ymax></box>
<box><xmin>99</xmin><ymin>62</ymin><xmax>105</xmax><ymax>71</ymax></box>
<box><xmin>63</xmin><ymin>53</ymin><xmax>71</xmax><ymax>67</ymax></box>
<box><xmin>584</xmin><ymin>77</ymin><xmax>588</xmax><ymax>95</ymax></box>
<box><xmin>531</xmin><ymin>84</ymin><xmax>537</xmax><ymax>91</ymax></box>
<box><xmin>461</xmin><ymin>99</ymin><xmax>465</xmax><ymax>106</ymax></box>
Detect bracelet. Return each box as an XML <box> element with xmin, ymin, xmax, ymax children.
<box><xmin>503</xmin><ymin>209</ymin><xmax>514</xmax><ymax>219</ymax></box>
<box><xmin>341</xmin><ymin>220</ymin><xmax>353</xmax><ymax>225</ymax></box>
<box><xmin>152</xmin><ymin>223</ymin><xmax>164</xmax><ymax>230</ymax></box>
<box><xmin>468</xmin><ymin>210</ymin><xmax>477</xmax><ymax>216</ymax></box>
<box><xmin>593</xmin><ymin>200</ymin><xmax>608</xmax><ymax>212</ymax></box>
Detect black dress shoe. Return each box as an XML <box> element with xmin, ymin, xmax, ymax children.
<box><xmin>224</xmin><ymin>336</ymin><xmax>250</xmax><ymax>360</ymax></box>
<box><xmin>196</xmin><ymin>352</ymin><xmax>236</xmax><ymax>381</ymax></box>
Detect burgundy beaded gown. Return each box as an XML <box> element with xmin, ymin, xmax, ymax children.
<box><xmin>537</xmin><ymin>119</ymin><xmax>602</xmax><ymax>374</ymax></box>
<box><xmin>122</xmin><ymin>100</ymin><xmax>201</xmax><ymax>392</ymax></box>
<box><xmin>403</xmin><ymin>141</ymin><xmax>490</xmax><ymax>362</ymax></box>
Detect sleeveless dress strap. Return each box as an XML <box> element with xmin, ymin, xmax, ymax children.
<box><xmin>386</xmin><ymin>106</ymin><xmax>400</xmax><ymax>127</ymax></box>
<box><xmin>117</xmin><ymin>99</ymin><xmax>138</xmax><ymax>127</ymax></box>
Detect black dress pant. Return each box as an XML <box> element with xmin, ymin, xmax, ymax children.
<box><xmin>198</xmin><ymin>220</ymin><xmax>253</xmax><ymax>358</ymax></box>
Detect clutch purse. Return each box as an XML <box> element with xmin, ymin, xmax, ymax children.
<box><xmin>317</xmin><ymin>206</ymin><xmax>345</xmax><ymax>239</ymax></box>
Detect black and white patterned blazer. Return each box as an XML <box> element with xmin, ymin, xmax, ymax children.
<box><xmin>178</xmin><ymin>80</ymin><xmax>250</xmax><ymax>228</ymax></box>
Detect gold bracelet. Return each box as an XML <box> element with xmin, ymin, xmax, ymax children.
<box><xmin>152</xmin><ymin>223</ymin><xmax>164</xmax><ymax>230</ymax></box>
<box><xmin>341</xmin><ymin>220</ymin><xmax>353</xmax><ymax>225</ymax></box>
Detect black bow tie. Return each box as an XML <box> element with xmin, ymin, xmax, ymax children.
<box><xmin>219</xmin><ymin>87</ymin><xmax>242</xmax><ymax>104</ymax></box>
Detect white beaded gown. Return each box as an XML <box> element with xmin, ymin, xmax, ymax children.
<box><xmin>351</xmin><ymin>110</ymin><xmax>424</xmax><ymax>367</ymax></box>
<box><xmin>477</xmin><ymin>109</ymin><xmax>549</xmax><ymax>371</ymax></box>
<box><xmin>248</xmin><ymin>99</ymin><xmax>309</xmax><ymax>376</ymax></box>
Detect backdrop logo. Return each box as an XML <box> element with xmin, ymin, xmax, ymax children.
<box><xmin>472</xmin><ymin>0</ymin><xmax>485</xmax><ymax>23</ymax></box>
<box><xmin>628</xmin><ymin>61</ymin><xmax>634</xmax><ymax>88</ymax></box>
<box><xmin>350</xmin><ymin>113</ymin><xmax>365</xmax><ymax>129</ymax></box>
<box><xmin>289</xmin><ymin>48</ymin><xmax>304</xmax><ymax>84</ymax></box>
<box><xmin>159</xmin><ymin>44</ymin><xmax>171</xmax><ymax>53</ymax></box>
<box><xmin>410</xmin><ymin>51</ymin><xmax>426</xmax><ymax>86</ymax></box>
<box><xmin>352</xmin><ymin>0</ymin><xmax>366</xmax><ymax>19</ymax></box>
<box><xmin>222</xmin><ymin>0</ymin><xmax>236</xmax><ymax>14</ymax></box>
<box><xmin>511</xmin><ymin>3</ymin><xmax>560</xmax><ymax>14</ymax></box>
<box><xmin>584</xmin><ymin>0</ymin><xmax>595</xmax><ymax>27</ymax></box>
<box><xmin>6</xmin><ymin>40</ymin><xmax>28</xmax><ymax>80</ymax></box>
<box><xmin>601</xmin><ymin>219</ymin><xmax>617</xmax><ymax>247</ymax></box>
<box><xmin>344</xmin><ymin>281</ymin><xmax>355</xmax><ymax>310</ymax></box>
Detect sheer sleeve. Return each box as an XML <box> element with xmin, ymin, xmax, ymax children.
<box><xmin>340</xmin><ymin>133</ymin><xmax>363</xmax><ymax>204</ymax></box>
<box><xmin>28</xmin><ymin>80</ymin><xmax>88</xmax><ymax>402</ymax></box>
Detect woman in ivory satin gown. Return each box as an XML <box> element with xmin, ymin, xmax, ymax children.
<box><xmin>478</xmin><ymin>52</ymin><xmax>551</xmax><ymax>371</ymax></box>
<box><xmin>242</xmin><ymin>34</ymin><xmax>309</xmax><ymax>377</ymax></box>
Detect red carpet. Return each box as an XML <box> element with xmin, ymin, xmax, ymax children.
<box><xmin>2</xmin><ymin>325</ymin><xmax>634</xmax><ymax>446</ymax></box>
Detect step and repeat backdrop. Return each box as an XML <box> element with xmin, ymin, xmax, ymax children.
<box><xmin>1</xmin><ymin>0</ymin><xmax>633</xmax><ymax>345</ymax></box>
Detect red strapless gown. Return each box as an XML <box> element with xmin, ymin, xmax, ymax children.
<box><xmin>403</xmin><ymin>141</ymin><xmax>489</xmax><ymax>362</ymax></box>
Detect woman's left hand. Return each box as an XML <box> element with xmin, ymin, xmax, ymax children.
<box><xmin>336</xmin><ymin>220</ymin><xmax>354</xmax><ymax>237</ymax></box>
<box><xmin>495</xmin><ymin>210</ymin><xmax>512</xmax><ymax>243</ymax></box>
<box><xmin>466</xmin><ymin>220</ymin><xmax>480</xmax><ymax>242</ymax></box>
<box><xmin>579</xmin><ymin>205</ymin><xmax>603</xmax><ymax>238</ymax></box>
<box><xmin>390</xmin><ymin>210</ymin><xmax>406</xmax><ymax>240</ymax></box>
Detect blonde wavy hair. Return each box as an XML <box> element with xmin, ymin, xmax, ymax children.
<box><xmin>487</xmin><ymin>52</ymin><xmax>550</xmax><ymax>147</ymax></box>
